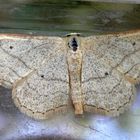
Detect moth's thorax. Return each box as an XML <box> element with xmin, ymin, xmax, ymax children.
<box><xmin>66</xmin><ymin>34</ymin><xmax>82</xmax><ymax>72</ymax></box>
<box><xmin>66</xmin><ymin>33</ymin><xmax>82</xmax><ymax>70</ymax></box>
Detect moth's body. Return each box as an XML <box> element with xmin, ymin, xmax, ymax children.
<box><xmin>0</xmin><ymin>31</ymin><xmax>140</xmax><ymax>119</ymax></box>
<box><xmin>66</xmin><ymin>35</ymin><xmax>83</xmax><ymax>114</ymax></box>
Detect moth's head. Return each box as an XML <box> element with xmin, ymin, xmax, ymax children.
<box><xmin>65</xmin><ymin>33</ymin><xmax>81</xmax><ymax>52</ymax></box>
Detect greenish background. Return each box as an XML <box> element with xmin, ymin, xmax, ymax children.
<box><xmin>0</xmin><ymin>0</ymin><xmax>140</xmax><ymax>36</ymax></box>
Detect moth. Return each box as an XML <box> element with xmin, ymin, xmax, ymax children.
<box><xmin>0</xmin><ymin>31</ymin><xmax>139</xmax><ymax>119</ymax></box>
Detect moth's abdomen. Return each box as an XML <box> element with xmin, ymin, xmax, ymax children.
<box><xmin>67</xmin><ymin>50</ymin><xmax>83</xmax><ymax>115</ymax></box>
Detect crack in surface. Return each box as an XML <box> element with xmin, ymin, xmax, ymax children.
<box><xmin>73</xmin><ymin>120</ymin><xmax>111</xmax><ymax>138</ymax></box>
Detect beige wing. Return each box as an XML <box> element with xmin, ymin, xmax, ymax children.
<box><xmin>0</xmin><ymin>34</ymin><xmax>70</xmax><ymax>119</ymax></box>
<box><xmin>0</xmin><ymin>34</ymin><xmax>65</xmax><ymax>88</ymax></box>
<box><xmin>81</xmin><ymin>31</ymin><xmax>140</xmax><ymax>116</ymax></box>
<box><xmin>81</xmin><ymin>31</ymin><xmax>140</xmax><ymax>84</ymax></box>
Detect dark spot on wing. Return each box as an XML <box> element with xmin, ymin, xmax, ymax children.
<box><xmin>105</xmin><ymin>72</ymin><xmax>109</xmax><ymax>76</ymax></box>
<box><xmin>132</xmin><ymin>42</ymin><xmax>136</xmax><ymax>46</ymax></box>
<box><xmin>10</xmin><ymin>46</ymin><xmax>13</xmax><ymax>49</ymax></box>
<box><xmin>41</xmin><ymin>75</ymin><xmax>44</xmax><ymax>78</ymax></box>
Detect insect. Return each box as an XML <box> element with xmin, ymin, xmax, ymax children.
<box><xmin>0</xmin><ymin>31</ymin><xmax>139</xmax><ymax>119</ymax></box>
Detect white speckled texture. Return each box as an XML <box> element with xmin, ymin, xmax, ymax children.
<box><xmin>0</xmin><ymin>31</ymin><xmax>139</xmax><ymax>119</ymax></box>
<box><xmin>81</xmin><ymin>31</ymin><xmax>140</xmax><ymax>116</ymax></box>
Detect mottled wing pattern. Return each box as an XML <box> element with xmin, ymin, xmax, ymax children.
<box><xmin>81</xmin><ymin>31</ymin><xmax>140</xmax><ymax>116</ymax></box>
<box><xmin>82</xmin><ymin>32</ymin><xmax>140</xmax><ymax>83</ymax></box>
<box><xmin>0</xmin><ymin>35</ymin><xmax>69</xmax><ymax>119</ymax></box>
<box><xmin>0</xmin><ymin>35</ymin><xmax>65</xmax><ymax>88</ymax></box>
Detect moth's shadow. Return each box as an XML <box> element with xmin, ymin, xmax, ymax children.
<box><xmin>0</xmin><ymin>86</ymin><xmax>19</xmax><ymax>115</ymax></box>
